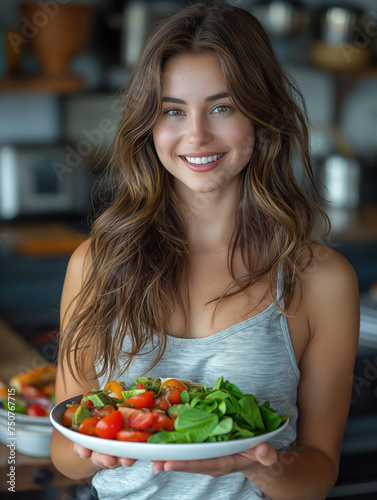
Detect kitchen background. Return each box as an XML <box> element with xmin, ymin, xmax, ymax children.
<box><xmin>0</xmin><ymin>0</ymin><xmax>376</xmax><ymax>499</ymax></box>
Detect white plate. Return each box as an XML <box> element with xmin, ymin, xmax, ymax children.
<box><xmin>0</xmin><ymin>407</ymin><xmax>51</xmax><ymax>426</ymax></box>
<box><xmin>50</xmin><ymin>396</ymin><xmax>289</xmax><ymax>461</ymax></box>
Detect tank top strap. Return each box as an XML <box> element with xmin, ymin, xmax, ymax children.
<box><xmin>277</xmin><ymin>263</ymin><xmax>285</xmax><ymax>309</ymax></box>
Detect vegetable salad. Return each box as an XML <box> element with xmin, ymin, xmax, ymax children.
<box><xmin>62</xmin><ymin>376</ymin><xmax>289</xmax><ymax>443</ymax></box>
<box><xmin>0</xmin><ymin>376</ymin><xmax>54</xmax><ymax>418</ymax></box>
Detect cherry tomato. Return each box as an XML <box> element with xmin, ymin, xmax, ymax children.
<box><xmin>80</xmin><ymin>399</ymin><xmax>94</xmax><ymax>407</ymax></box>
<box><xmin>151</xmin><ymin>410</ymin><xmax>175</xmax><ymax>431</ymax></box>
<box><xmin>150</xmin><ymin>397</ymin><xmax>170</xmax><ymax>412</ymax></box>
<box><xmin>27</xmin><ymin>404</ymin><xmax>48</xmax><ymax>417</ymax></box>
<box><xmin>116</xmin><ymin>430</ymin><xmax>152</xmax><ymax>442</ymax></box>
<box><xmin>62</xmin><ymin>406</ymin><xmax>79</xmax><ymax>427</ymax></box>
<box><xmin>160</xmin><ymin>379</ymin><xmax>188</xmax><ymax>393</ymax></box>
<box><xmin>128</xmin><ymin>410</ymin><xmax>153</xmax><ymax>430</ymax></box>
<box><xmin>118</xmin><ymin>406</ymin><xmax>135</xmax><ymax>426</ymax></box>
<box><xmin>135</xmin><ymin>382</ymin><xmax>147</xmax><ymax>390</ymax></box>
<box><xmin>103</xmin><ymin>380</ymin><xmax>125</xmax><ymax>400</ymax></box>
<box><xmin>162</xmin><ymin>387</ymin><xmax>181</xmax><ymax>405</ymax></box>
<box><xmin>78</xmin><ymin>417</ymin><xmax>101</xmax><ymax>436</ymax></box>
<box><xmin>91</xmin><ymin>405</ymin><xmax>116</xmax><ymax>418</ymax></box>
<box><xmin>124</xmin><ymin>391</ymin><xmax>154</xmax><ymax>409</ymax></box>
<box><xmin>95</xmin><ymin>411</ymin><xmax>124</xmax><ymax>439</ymax></box>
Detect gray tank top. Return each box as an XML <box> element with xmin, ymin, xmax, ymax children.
<box><xmin>92</xmin><ymin>276</ymin><xmax>300</xmax><ymax>500</ymax></box>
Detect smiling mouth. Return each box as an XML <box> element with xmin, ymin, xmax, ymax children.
<box><xmin>182</xmin><ymin>153</ymin><xmax>225</xmax><ymax>165</ymax></box>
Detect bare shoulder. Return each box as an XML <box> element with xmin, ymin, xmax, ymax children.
<box><xmin>66</xmin><ymin>238</ymin><xmax>93</xmax><ymax>280</ymax></box>
<box><xmin>301</xmin><ymin>241</ymin><xmax>360</xmax><ymax>338</ymax></box>
<box><xmin>303</xmin><ymin>241</ymin><xmax>359</xmax><ymax>297</ymax></box>
<box><xmin>56</xmin><ymin>239</ymin><xmax>99</xmax><ymax>402</ymax></box>
<box><xmin>60</xmin><ymin>238</ymin><xmax>93</xmax><ymax>324</ymax></box>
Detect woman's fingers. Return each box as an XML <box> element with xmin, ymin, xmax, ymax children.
<box><xmin>118</xmin><ymin>457</ymin><xmax>138</xmax><ymax>467</ymax></box>
<box><xmin>90</xmin><ymin>451</ymin><xmax>120</xmax><ymax>468</ymax></box>
<box><xmin>73</xmin><ymin>444</ymin><xmax>119</xmax><ymax>468</ymax></box>
<box><xmin>238</xmin><ymin>443</ymin><xmax>278</xmax><ymax>467</ymax></box>
<box><xmin>152</xmin><ymin>455</ymin><xmax>237</xmax><ymax>476</ymax></box>
<box><xmin>73</xmin><ymin>443</ymin><xmax>136</xmax><ymax>468</ymax></box>
<box><xmin>152</xmin><ymin>443</ymin><xmax>278</xmax><ymax>476</ymax></box>
<box><xmin>151</xmin><ymin>461</ymin><xmax>165</xmax><ymax>473</ymax></box>
<box><xmin>73</xmin><ymin>443</ymin><xmax>92</xmax><ymax>459</ymax></box>
<box><xmin>74</xmin><ymin>442</ymin><xmax>276</xmax><ymax>474</ymax></box>
<box><xmin>254</xmin><ymin>443</ymin><xmax>278</xmax><ymax>466</ymax></box>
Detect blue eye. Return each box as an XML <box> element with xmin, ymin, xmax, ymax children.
<box><xmin>165</xmin><ymin>108</ymin><xmax>184</xmax><ymax>116</ymax></box>
<box><xmin>213</xmin><ymin>105</ymin><xmax>231</xmax><ymax>114</ymax></box>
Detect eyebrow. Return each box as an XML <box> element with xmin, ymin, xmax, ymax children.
<box><xmin>162</xmin><ymin>91</ymin><xmax>229</xmax><ymax>104</ymax></box>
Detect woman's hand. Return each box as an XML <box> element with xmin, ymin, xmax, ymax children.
<box><xmin>73</xmin><ymin>443</ymin><xmax>137</xmax><ymax>469</ymax></box>
<box><xmin>151</xmin><ymin>442</ymin><xmax>277</xmax><ymax>476</ymax></box>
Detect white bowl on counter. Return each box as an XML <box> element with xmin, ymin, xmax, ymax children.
<box><xmin>0</xmin><ymin>407</ymin><xmax>51</xmax><ymax>426</ymax></box>
<box><xmin>0</xmin><ymin>410</ymin><xmax>52</xmax><ymax>457</ymax></box>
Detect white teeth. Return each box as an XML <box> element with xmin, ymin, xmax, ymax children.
<box><xmin>184</xmin><ymin>154</ymin><xmax>224</xmax><ymax>165</ymax></box>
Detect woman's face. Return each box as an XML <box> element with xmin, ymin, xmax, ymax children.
<box><xmin>153</xmin><ymin>53</ymin><xmax>255</xmax><ymax>199</ymax></box>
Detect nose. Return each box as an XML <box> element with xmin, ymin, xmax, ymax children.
<box><xmin>185</xmin><ymin>114</ymin><xmax>213</xmax><ymax>146</ymax></box>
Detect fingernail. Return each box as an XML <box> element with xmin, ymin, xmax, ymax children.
<box><xmin>259</xmin><ymin>445</ymin><xmax>269</xmax><ymax>458</ymax></box>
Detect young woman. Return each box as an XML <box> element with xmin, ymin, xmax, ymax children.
<box><xmin>50</xmin><ymin>3</ymin><xmax>360</xmax><ymax>499</ymax></box>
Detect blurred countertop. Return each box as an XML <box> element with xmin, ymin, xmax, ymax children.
<box><xmin>0</xmin><ymin>220</ymin><xmax>88</xmax><ymax>258</ymax></box>
<box><xmin>0</xmin><ymin>206</ymin><xmax>376</xmax><ymax>259</ymax></box>
<box><xmin>0</xmin><ymin>205</ymin><xmax>376</xmax><ymax>262</ymax></box>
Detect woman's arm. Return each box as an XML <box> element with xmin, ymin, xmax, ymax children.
<box><xmin>247</xmin><ymin>247</ymin><xmax>360</xmax><ymax>499</ymax></box>
<box><xmin>50</xmin><ymin>239</ymin><xmax>137</xmax><ymax>479</ymax></box>
<box><xmin>152</xmin><ymin>246</ymin><xmax>360</xmax><ymax>500</ymax></box>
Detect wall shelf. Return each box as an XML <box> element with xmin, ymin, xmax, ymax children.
<box><xmin>0</xmin><ymin>75</ymin><xmax>87</xmax><ymax>94</ymax></box>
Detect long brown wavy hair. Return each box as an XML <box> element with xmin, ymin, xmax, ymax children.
<box><xmin>59</xmin><ymin>1</ymin><xmax>329</xmax><ymax>383</ymax></box>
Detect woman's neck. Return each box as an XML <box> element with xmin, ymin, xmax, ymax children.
<box><xmin>176</xmin><ymin>182</ymin><xmax>240</xmax><ymax>253</ymax></box>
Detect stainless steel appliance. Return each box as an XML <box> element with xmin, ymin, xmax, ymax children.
<box><xmin>314</xmin><ymin>5</ymin><xmax>366</xmax><ymax>45</ymax></box>
<box><xmin>251</xmin><ymin>0</ymin><xmax>310</xmax><ymax>37</ymax></box>
<box><xmin>310</xmin><ymin>5</ymin><xmax>372</xmax><ymax>70</ymax></box>
<box><xmin>0</xmin><ymin>145</ymin><xmax>91</xmax><ymax>220</ymax></box>
<box><xmin>317</xmin><ymin>155</ymin><xmax>377</xmax><ymax>207</ymax></box>
<box><xmin>320</xmin><ymin>154</ymin><xmax>361</xmax><ymax>209</ymax></box>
